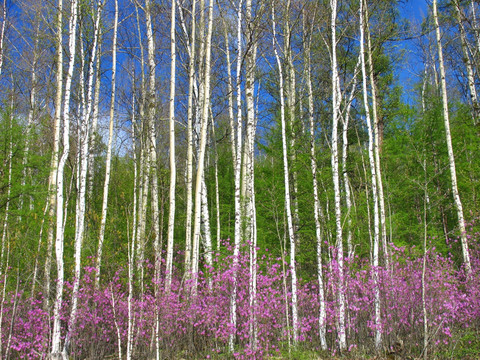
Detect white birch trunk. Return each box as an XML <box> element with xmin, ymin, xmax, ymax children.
<box><xmin>44</xmin><ymin>0</ymin><xmax>64</xmax><ymax>309</ymax></box>
<box><xmin>454</xmin><ymin>0</ymin><xmax>479</xmax><ymax>122</ymax></box>
<box><xmin>19</xmin><ymin>20</ymin><xmax>41</xmax><ymax>219</ymax></box>
<box><xmin>182</xmin><ymin>0</ymin><xmax>197</xmax><ymax>274</ymax></box>
<box><xmin>212</xmin><ymin>122</ymin><xmax>221</xmax><ymax>251</ymax></box>
<box><xmin>229</xmin><ymin>0</ymin><xmax>243</xmax><ymax>350</ymax></box>
<box><xmin>134</xmin><ymin>1</ymin><xmax>148</xmax><ymax>292</ymax></box>
<box><xmin>304</xmin><ymin>14</ymin><xmax>327</xmax><ymax>348</ymax></box>
<box><xmin>341</xmin><ymin>58</ymin><xmax>360</xmax><ymax>259</ymax></box>
<box><xmin>192</xmin><ymin>0</ymin><xmax>214</xmax><ymax>292</ymax></box>
<box><xmin>166</xmin><ymin>0</ymin><xmax>177</xmax><ymax>291</ymax></box>
<box><xmin>364</xmin><ymin>3</ymin><xmax>389</xmax><ymax>269</ymax></box>
<box><xmin>65</xmin><ymin>3</ymin><xmax>102</xmax><ymax>353</ymax></box>
<box><xmin>433</xmin><ymin>0</ymin><xmax>472</xmax><ymax>273</ymax></box>
<box><xmin>201</xmin><ymin>175</ymin><xmax>212</xmax><ymax>270</ymax></box>
<box><xmin>330</xmin><ymin>0</ymin><xmax>346</xmax><ymax>350</ymax></box>
<box><xmin>244</xmin><ymin>0</ymin><xmax>258</xmax><ymax>348</ymax></box>
<box><xmin>272</xmin><ymin>2</ymin><xmax>298</xmax><ymax>344</ymax></box>
<box><xmin>51</xmin><ymin>0</ymin><xmax>79</xmax><ymax>356</ymax></box>
<box><xmin>0</xmin><ymin>0</ymin><xmax>6</xmax><ymax>77</ymax></box>
<box><xmin>360</xmin><ymin>0</ymin><xmax>381</xmax><ymax>349</ymax></box>
<box><xmin>95</xmin><ymin>0</ymin><xmax>117</xmax><ymax>289</ymax></box>
<box><xmin>127</xmin><ymin>95</ymin><xmax>138</xmax><ymax>360</ymax></box>
<box><xmin>87</xmin><ymin>39</ymin><xmax>102</xmax><ymax>203</ymax></box>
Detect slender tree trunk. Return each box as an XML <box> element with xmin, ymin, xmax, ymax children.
<box><xmin>0</xmin><ymin>0</ymin><xmax>6</xmax><ymax>76</ymax></box>
<box><xmin>64</xmin><ymin>3</ymin><xmax>102</xmax><ymax>353</ymax></box>
<box><xmin>87</xmin><ymin>40</ymin><xmax>102</xmax><ymax>204</ymax></box>
<box><xmin>182</xmin><ymin>0</ymin><xmax>197</xmax><ymax>274</ymax></box>
<box><xmin>51</xmin><ymin>0</ymin><xmax>79</xmax><ymax>356</ymax></box>
<box><xmin>95</xmin><ymin>0</ymin><xmax>117</xmax><ymax>289</ymax></box>
<box><xmin>454</xmin><ymin>0</ymin><xmax>479</xmax><ymax>122</ymax></box>
<box><xmin>304</xmin><ymin>14</ymin><xmax>327</xmax><ymax>349</ymax></box>
<box><xmin>192</xmin><ymin>0</ymin><xmax>214</xmax><ymax>292</ymax></box>
<box><xmin>127</xmin><ymin>94</ymin><xmax>138</xmax><ymax>360</ymax></box>
<box><xmin>340</xmin><ymin>57</ymin><xmax>360</xmax><ymax>258</ymax></box>
<box><xmin>364</xmin><ymin>2</ymin><xmax>389</xmax><ymax>269</ymax></box>
<box><xmin>244</xmin><ymin>0</ymin><xmax>258</xmax><ymax>348</ymax></box>
<box><xmin>19</xmin><ymin>19</ymin><xmax>41</xmax><ymax>220</ymax></box>
<box><xmin>433</xmin><ymin>0</ymin><xmax>471</xmax><ymax>273</ymax></box>
<box><xmin>360</xmin><ymin>0</ymin><xmax>381</xmax><ymax>349</ymax></box>
<box><xmin>134</xmin><ymin>0</ymin><xmax>148</xmax><ymax>294</ymax></box>
<box><xmin>272</xmin><ymin>2</ymin><xmax>298</xmax><ymax>344</ymax></box>
<box><xmin>166</xmin><ymin>0</ymin><xmax>177</xmax><ymax>291</ymax></box>
<box><xmin>330</xmin><ymin>0</ymin><xmax>346</xmax><ymax>350</ymax></box>
<box><xmin>212</xmin><ymin>121</ymin><xmax>221</xmax><ymax>251</ymax></box>
<box><xmin>229</xmin><ymin>0</ymin><xmax>243</xmax><ymax>350</ymax></box>
<box><xmin>44</xmin><ymin>0</ymin><xmax>64</xmax><ymax>310</ymax></box>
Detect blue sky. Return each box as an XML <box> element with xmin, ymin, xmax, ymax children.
<box><xmin>396</xmin><ymin>0</ymin><xmax>430</xmax><ymax>104</ymax></box>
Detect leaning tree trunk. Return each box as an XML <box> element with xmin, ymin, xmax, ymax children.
<box><xmin>433</xmin><ymin>0</ymin><xmax>472</xmax><ymax>273</ymax></box>
<box><xmin>364</xmin><ymin>0</ymin><xmax>389</xmax><ymax>270</ymax></box>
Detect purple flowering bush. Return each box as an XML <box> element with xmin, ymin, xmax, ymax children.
<box><xmin>1</xmin><ymin>235</ymin><xmax>479</xmax><ymax>359</ymax></box>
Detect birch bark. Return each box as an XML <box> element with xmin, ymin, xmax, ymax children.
<box><xmin>454</xmin><ymin>0</ymin><xmax>479</xmax><ymax>122</ymax></box>
<box><xmin>365</xmin><ymin>2</ymin><xmax>389</xmax><ymax>269</ymax></box>
<box><xmin>65</xmin><ymin>3</ymin><xmax>102</xmax><ymax>353</ymax></box>
<box><xmin>330</xmin><ymin>0</ymin><xmax>346</xmax><ymax>350</ymax></box>
<box><xmin>192</xmin><ymin>0</ymin><xmax>213</xmax><ymax>291</ymax></box>
<box><xmin>305</xmin><ymin>13</ymin><xmax>327</xmax><ymax>349</ymax></box>
<box><xmin>44</xmin><ymin>0</ymin><xmax>63</xmax><ymax>310</ymax></box>
<box><xmin>51</xmin><ymin>0</ymin><xmax>79</xmax><ymax>356</ymax></box>
<box><xmin>96</xmin><ymin>0</ymin><xmax>117</xmax><ymax>289</ymax></box>
<box><xmin>182</xmin><ymin>0</ymin><xmax>196</xmax><ymax>273</ymax></box>
<box><xmin>360</xmin><ymin>0</ymin><xmax>381</xmax><ymax>349</ymax></box>
<box><xmin>433</xmin><ymin>0</ymin><xmax>471</xmax><ymax>273</ymax></box>
<box><xmin>229</xmin><ymin>0</ymin><xmax>243</xmax><ymax>350</ymax></box>
<box><xmin>166</xmin><ymin>0</ymin><xmax>177</xmax><ymax>291</ymax></box>
<box><xmin>272</xmin><ymin>1</ymin><xmax>298</xmax><ymax>344</ymax></box>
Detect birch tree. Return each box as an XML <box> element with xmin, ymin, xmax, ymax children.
<box><xmin>180</xmin><ymin>0</ymin><xmax>197</xmax><ymax>273</ymax></box>
<box><xmin>0</xmin><ymin>0</ymin><xmax>6</xmax><ymax>76</ymax></box>
<box><xmin>330</xmin><ymin>0</ymin><xmax>346</xmax><ymax>350</ymax></box>
<box><xmin>44</xmin><ymin>0</ymin><xmax>64</xmax><ymax>309</ymax></box>
<box><xmin>192</xmin><ymin>0</ymin><xmax>213</xmax><ymax>291</ymax></box>
<box><xmin>51</xmin><ymin>0</ymin><xmax>79</xmax><ymax>355</ymax></box>
<box><xmin>360</xmin><ymin>0</ymin><xmax>381</xmax><ymax>349</ymax></box>
<box><xmin>95</xmin><ymin>0</ymin><xmax>117</xmax><ymax>289</ymax></box>
<box><xmin>64</xmin><ymin>2</ymin><xmax>102</xmax><ymax>353</ymax></box>
<box><xmin>433</xmin><ymin>0</ymin><xmax>471</xmax><ymax>273</ymax></box>
<box><xmin>453</xmin><ymin>0</ymin><xmax>479</xmax><ymax>122</ymax></box>
<box><xmin>165</xmin><ymin>0</ymin><xmax>177</xmax><ymax>291</ymax></box>
<box><xmin>272</xmin><ymin>0</ymin><xmax>298</xmax><ymax>344</ymax></box>
<box><xmin>228</xmin><ymin>0</ymin><xmax>244</xmax><ymax>350</ymax></box>
<box><xmin>304</xmin><ymin>8</ymin><xmax>327</xmax><ymax>349</ymax></box>
<box><xmin>365</xmin><ymin>0</ymin><xmax>389</xmax><ymax>269</ymax></box>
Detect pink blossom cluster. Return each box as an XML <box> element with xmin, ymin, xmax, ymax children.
<box><xmin>2</xmin><ymin>237</ymin><xmax>480</xmax><ymax>359</ymax></box>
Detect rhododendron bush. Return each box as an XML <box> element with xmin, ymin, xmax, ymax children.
<box><xmin>2</xmin><ymin>238</ymin><xmax>480</xmax><ymax>359</ymax></box>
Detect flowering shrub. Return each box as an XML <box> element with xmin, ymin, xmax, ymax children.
<box><xmin>1</xmin><ymin>236</ymin><xmax>479</xmax><ymax>359</ymax></box>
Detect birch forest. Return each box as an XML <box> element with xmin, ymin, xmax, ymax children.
<box><xmin>1</xmin><ymin>0</ymin><xmax>480</xmax><ymax>358</ymax></box>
